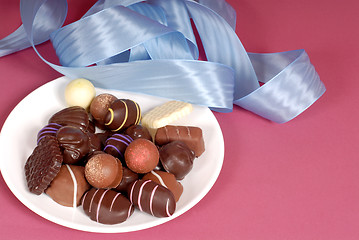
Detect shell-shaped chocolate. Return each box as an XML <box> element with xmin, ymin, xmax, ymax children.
<box><xmin>82</xmin><ymin>188</ymin><xmax>134</xmax><ymax>225</ymax></box>
<box><xmin>49</xmin><ymin>106</ymin><xmax>90</xmax><ymax>132</ymax></box>
<box><xmin>56</xmin><ymin>126</ymin><xmax>90</xmax><ymax>164</ymax></box>
<box><xmin>37</xmin><ymin>123</ymin><xmax>62</xmax><ymax>144</ymax></box>
<box><xmin>159</xmin><ymin>140</ymin><xmax>195</xmax><ymax>180</ymax></box>
<box><xmin>104</xmin><ymin>133</ymin><xmax>133</xmax><ymax>160</ymax></box>
<box><xmin>104</xmin><ymin>99</ymin><xmax>141</xmax><ymax>132</ymax></box>
<box><xmin>128</xmin><ymin>180</ymin><xmax>176</xmax><ymax>218</ymax></box>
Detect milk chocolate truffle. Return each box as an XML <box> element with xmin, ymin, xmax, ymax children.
<box><xmin>37</xmin><ymin>123</ymin><xmax>62</xmax><ymax>144</ymax></box>
<box><xmin>85</xmin><ymin>153</ymin><xmax>123</xmax><ymax>189</ymax></box>
<box><xmin>125</xmin><ymin>125</ymin><xmax>152</xmax><ymax>141</ymax></box>
<box><xmin>115</xmin><ymin>167</ymin><xmax>139</xmax><ymax>194</ymax></box>
<box><xmin>104</xmin><ymin>133</ymin><xmax>133</xmax><ymax>160</ymax></box>
<box><xmin>104</xmin><ymin>99</ymin><xmax>141</xmax><ymax>132</ymax></box>
<box><xmin>159</xmin><ymin>140</ymin><xmax>195</xmax><ymax>180</ymax></box>
<box><xmin>56</xmin><ymin>126</ymin><xmax>90</xmax><ymax>164</ymax></box>
<box><xmin>45</xmin><ymin>165</ymin><xmax>90</xmax><ymax>207</ymax></box>
<box><xmin>124</xmin><ymin>139</ymin><xmax>159</xmax><ymax>174</ymax></box>
<box><xmin>82</xmin><ymin>188</ymin><xmax>134</xmax><ymax>225</ymax></box>
<box><xmin>90</xmin><ymin>93</ymin><xmax>117</xmax><ymax>125</ymax></box>
<box><xmin>128</xmin><ymin>180</ymin><xmax>176</xmax><ymax>218</ymax></box>
<box><xmin>155</xmin><ymin>125</ymin><xmax>205</xmax><ymax>157</ymax></box>
<box><xmin>142</xmin><ymin>170</ymin><xmax>183</xmax><ymax>202</ymax></box>
<box><xmin>49</xmin><ymin>106</ymin><xmax>90</xmax><ymax>132</ymax></box>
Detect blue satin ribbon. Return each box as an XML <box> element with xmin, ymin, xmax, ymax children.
<box><xmin>0</xmin><ymin>0</ymin><xmax>326</xmax><ymax>123</ymax></box>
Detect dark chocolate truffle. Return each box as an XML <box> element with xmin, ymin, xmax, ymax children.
<box><xmin>128</xmin><ymin>180</ymin><xmax>176</xmax><ymax>218</ymax></box>
<box><xmin>85</xmin><ymin>153</ymin><xmax>123</xmax><ymax>189</ymax></box>
<box><xmin>45</xmin><ymin>165</ymin><xmax>90</xmax><ymax>207</ymax></box>
<box><xmin>159</xmin><ymin>140</ymin><xmax>195</xmax><ymax>180</ymax></box>
<box><xmin>155</xmin><ymin>125</ymin><xmax>205</xmax><ymax>157</ymax></box>
<box><xmin>82</xmin><ymin>188</ymin><xmax>134</xmax><ymax>225</ymax></box>
<box><xmin>104</xmin><ymin>99</ymin><xmax>141</xmax><ymax>132</ymax></box>
<box><xmin>56</xmin><ymin>126</ymin><xmax>90</xmax><ymax>164</ymax></box>
<box><xmin>90</xmin><ymin>93</ymin><xmax>117</xmax><ymax>125</ymax></box>
<box><xmin>125</xmin><ymin>125</ymin><xmax>152</xmax><ymax>141</ymax></box>
<box><xmin>124</xmin><ymin>138</ymin><xmax>159</xmax><ymax>174</ymax></box>
<box><xmin>142</xmin><ymin>170</ymin><xmax>183</xmax><ymax>202</ymax></box>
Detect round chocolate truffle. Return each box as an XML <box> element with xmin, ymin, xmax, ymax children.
<box><xmin>125</xmin><ymin>125</ymin><xmax>152</xmax><ymax>141</ymax></box>
<box><xmin>159</xmin><ymin>140</ymin><xmax>195</xmax><ymax>180</ymax></box>
<box><xmin>85</xmin><ymin>153</ymin><xmax>123</xmax><ymax>188</ymax></box>
<box><xmin>90</xmin><ymin>93</ymin><xmax>117</xmax><ymax>125</ymax></box>
<box><xmin>64</xmin><ymin>78</ymin><xmax>96</xmax><ymax>110</ymax></box>
<box><xmin>104</xmin><ymin>99</ymin><xmax>141</xmax><ymax>132</ymax></box>
<box><xmin>124</xmin><ymin>138</ymin><xmax>159</xmax><ymax>174</ymax></box>
<box><xmin>56</xmin><ymin>126</ymin><xmax>90</xmax><ymax>164</ymax></box>
<box><xmin>45</xmin><ymin>164</ymin><xmax>90</xmax><ymax>207</ymax></box>
<box><xmin>82</xmin><ymin>188</ymin><xmax>134</xmax><ymax>225</ymax></box>
<box><xmin>142</xmin><ymin>170</ymin><xmax>183</xmax><ymax>202</ymax></box>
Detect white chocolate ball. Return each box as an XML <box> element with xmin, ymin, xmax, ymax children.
<box><xmin>65</xmin><ymin>78</ymin><xmax>96</xmax><ymax>110</ymax></box>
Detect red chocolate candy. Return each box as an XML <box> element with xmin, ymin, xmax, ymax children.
<box><xmin>124</xmin><ymin>139</ymin><xmax>159</xmax><ymax>174</ymax></box>
<box><xmin>82</xmin><ymin>188</ymin><xmax>134</xmax><ymax>225</ymax></box>
<box><xmin>128</xmin><ymin>180</ymin><xmax>176</xmax><ymax>218</ymax></box>
<box><xmin>104</xmin><ymin>99</ymin><xmax>141</xmax><ymax>132</ymax></box>
<box><xmin>85</xmin><ymin>153</ymin><xmax>123</xmax><ymax>189</ymax></box>
<box><xmin>142</xmin><ymin>170</ymin><xmax>183</xmax><ymax>202</ymax></box>
<box><xmin>45</xmin><ymin>165</ymin><xmax>90</xmax><ymax>207</ymax></box>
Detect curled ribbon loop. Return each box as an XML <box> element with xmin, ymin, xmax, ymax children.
<box><xmin>0</xmin><ymin>0</ymin><xmax>326</xmax><ymax>123</ymax></box>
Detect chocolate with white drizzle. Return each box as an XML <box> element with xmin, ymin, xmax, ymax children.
<box><xmin>82</xmin><ymin>188</ymin><xmax>134</xmax><ymax>225</ymax></box>
<box><xmin>155</xmin><ymin>125</ymin><xmax>205</xmax><ymax>157</ymax></box>
<box><xmin>128</xmin><ymin>180</ymin><xmax>176</xmax><ymax>218</ymax></box>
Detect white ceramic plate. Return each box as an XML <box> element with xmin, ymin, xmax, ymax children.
<box><xmin>0</xmin><ymin>76</ymin><xmax>224</xmax><ymax>233</ymax></box>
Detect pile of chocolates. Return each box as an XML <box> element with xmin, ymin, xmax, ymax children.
<box><xmin>24</xmin><ymin>85</ymin><xmax>205</xmax><ymax>225</ymax></box>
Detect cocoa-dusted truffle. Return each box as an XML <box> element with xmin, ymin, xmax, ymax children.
<box><xmin>115</xmin><ymin>167</ymin><xmax>139</xmax><ymax>194</ymax></box>
<box><xmin>155</xmin><ymin>125</ymin><xmax>205</xmax><ymax>157</ymax></box>
<box><xmin>159</xmin><ymin>140</ymin><xmax>195</xmax><ymax>180</ymax></box>
<box><xmin>128</xmin><ymin>180</ymin><xmax>176</xmax><ymax>218</ymax></box>
<box><xmin>104</xmin><ymin>133</ymin><xmax>133</xmax><ymax>160</ymax></box>
<box><xmin>142</xmin><ymin>170</ymin><xmax>183</xmax><ymax>202</ymax></box>
<box><xmin>82</xmin><ymin>188</ymin><xmax>134</xmax><ymax>225</ymax></box>
<box><xmin>45</xmin><ymin>165</ymin><xmax>90</xmax><ymax>207</ymax></box>
<box><xmin>104</xmin><ymin>99</ymin><xmax>141</xmax><ymax>132</ymax></box>
<box><xmin>49</xmin><ymin>106</ymin><xmax>90</xmax><ymax>132</ymax></box>
<box><xmin>124</xmin><ymin>138</ymin><xmax>159</xmax><ymax>174</ymax></box>
<box><xmin>90</xmin><ymin>93</ymin><xmax>117</xmax><ymax>125</ymax></box>
<box><xmin>125</xmin><ymin>125</ymin><xmax>152</xmax><ymax>141</ymax></box>
<box><xmin>85</xmin><ymin>153</ymin><xmax>123</xmax><ymax>189</ymax></box>
<box><xmin>56</xmin><ymin>126</ymin><xmax>90</xmax><ymax>164</ymax></box>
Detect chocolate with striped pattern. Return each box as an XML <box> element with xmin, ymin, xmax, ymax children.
<box><xmin>104</xmin><ymin>99</ymin><xmax>141</xmax><ymax>132</ymax></box>
<box><xmin>37</xmin><ymin>123</ymin><xmax>62</xmax><ymax>144</ymax></box>
<box><xmin>82</xmin><ymin>188</ymin><xmax>134</xmax><ymax>225</ymax></box>
<box><xmin>104</xmin><ymin>133</ymin><xmax>133</xmax><ymax>160</ymax></box>
<box><xmin>128</xmin><ymin>180</ymin><xmax>176</xmax><ymax>218</ymax></box>
<box><xmin>49</xmin><ymin>106</ymin><xmax>90</xmax><ymax>132</ymax></box>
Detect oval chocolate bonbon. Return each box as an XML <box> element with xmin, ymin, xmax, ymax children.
<box><xmin>128</xmin><ymin>180</ymin><xmax>176</xmax><ymax>218</ymax></box>
<box><xmin>82</xmin><ymin>188</ymin><xmax>134</xmax><ymax>225</ymax></box>
<box><xmin>104</xmin><ymin>133</ymin><xmax>133</xmax><ymax>160</ymax></box>
<box><xmin>104</xmin><ymin>99</ymin><xmax>141</xmax><ymax>132</ymax></box>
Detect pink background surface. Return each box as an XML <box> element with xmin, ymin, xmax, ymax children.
<box><xmin>1</xmin><ymin>0</ymin><xmax>359</xmax><ymax>239</ymax></box>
